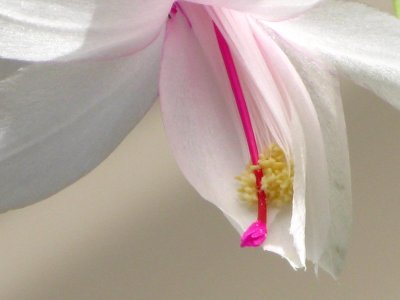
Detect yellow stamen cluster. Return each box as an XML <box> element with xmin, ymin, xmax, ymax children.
<box><xmin>236</xmin><ymin>144</ymin><xmax>294</xmax><ymax>207</ymax></box>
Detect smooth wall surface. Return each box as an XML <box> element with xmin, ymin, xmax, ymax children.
<box><xmin>0</xmin><ymin>1</ymin><xmax>399</xmax><ymax>299</ymax></box>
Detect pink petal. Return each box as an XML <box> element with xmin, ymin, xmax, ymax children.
<box><xmin>161</xmin><ymin>4</ymin><xmax>303</xmax><ymax>268</ymax></box>
<box><xmin>211</xmin><ymin>7</ymin><xmax>307</xmax><ymax>265</ymax></box>
<box><xmin>160</xmin><ymin>7</ymin><xmax>252</xmax><ymax>234</ymax></box>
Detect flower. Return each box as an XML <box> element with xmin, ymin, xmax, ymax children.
<box><xmin>0</xmin><ymin>0</ymin><xmax>399</xmax><ymax>278</ymax></box>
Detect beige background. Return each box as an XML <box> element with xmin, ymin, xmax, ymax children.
<box><xmin>1</xmin><ymin>1</ymin><xmax>399</xmax><ymax>299</ymax></box>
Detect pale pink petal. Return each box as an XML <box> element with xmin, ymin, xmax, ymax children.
<box><xmin>0</xmin><ymin>0</ymin><xmax>173</xmax><ymax>61</ymax></box>
<box><xmin>0</xmin><ymin>30</ymin><xmax>164</xmax><ymax>212</ymax></box>
<box><xmin>160</xmin><ymin>8</ymin><xmax>251</xmax><ymax>238</ymax></box>
<box><xmin>188</xmin><ymin>0</ymin><xmax>322</xmax><ymax>21</ymax></box>
<box><xmin>161</xmin><ymin>4</ymin><xmax>303</xmax><ymax>268</ymax></box>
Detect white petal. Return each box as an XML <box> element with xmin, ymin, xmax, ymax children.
<box><xmin>0</xmin><ymin>0</ymin><xmax>172</xmax><ymax>61</ymax></box>
<box><xmin>252</xmin><ymin>20</ymin><xmax>339</xmax><ymax>269</ymax></box>
<box><xmin>0</xmin><ymin>31</ymin><xmax>164</xmax><ymax>212</ymax></box>
<box><xmin>264</xmin><ymin>0</ymin><xmax>400</xmax><ymax>109</ymax></box>
<box><xmin>268</xmin><ymin>31</ymin><xmax>352</xmax><ymax>277</ymax></box>
<box><xmin>188</xmin><ymin>0</ymin><xmax>322</xmax><ymax>21</ymax></box>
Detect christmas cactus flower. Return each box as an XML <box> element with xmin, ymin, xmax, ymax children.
<box><xmin>0</xmin><ymin>0</ymin><xmax>399</xmax><ymax>278</ymax></box>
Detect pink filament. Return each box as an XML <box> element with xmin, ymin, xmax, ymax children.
<box><xmin>213</xmin><ymin>24</ymin><xmax>259</xmax><ymax>166</ymax></box>
<box><xmin>213</xmin><ymin>24</ymin><xmax>267</xmax><ymax>228</ymax></box>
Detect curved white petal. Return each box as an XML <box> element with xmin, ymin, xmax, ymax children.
<box><xmin>291</xmin><ymin>50</ymin><xmax>351</xmax><ymax>278</ymax></box>
<box><xmin>264</xmin><ymin>0</ymin><xmax>400</xmax><ymax>110</ymax></box>
<box><xmin>161</xmin><ymin>5</ymin><xmax>303</xmax><ymax>267</ymax></box>
<box><xmin>266</xmin><ymin>29</ymin><xmax>352</xmax><ymax>277</ymax></box>
<box><xmin>251</xmin><ymin>20</ymin><xmax>336</xmax><ymax>270</ymax></box>
<box><xmin>0</xmin><ymin>31</ymin><xmax>163</xmax><ymax>212</ymax></box>
<box><xmin>0</xmin><ymin>0</ymin><xmax>172</xmax><ymax>61</ymax></box>
<box><xmin>188</xmin><ymin>0</ymin><xmax>322</xmax><ymax>21</ymax></box>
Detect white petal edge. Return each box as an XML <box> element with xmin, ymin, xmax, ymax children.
<box><xmin>0</xmin><ymin>0</ymin><xmax>172</xmax><ymax>61</ymax></box>
<box><xmin>263</xmin><ymin>0</ymin><xmax>400</xmax><ymax>110</ymax></box>
<box><xmin>0</xmin><ymin>29</ymin><xmax>164</xmax><ymax>212</ymax></box>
